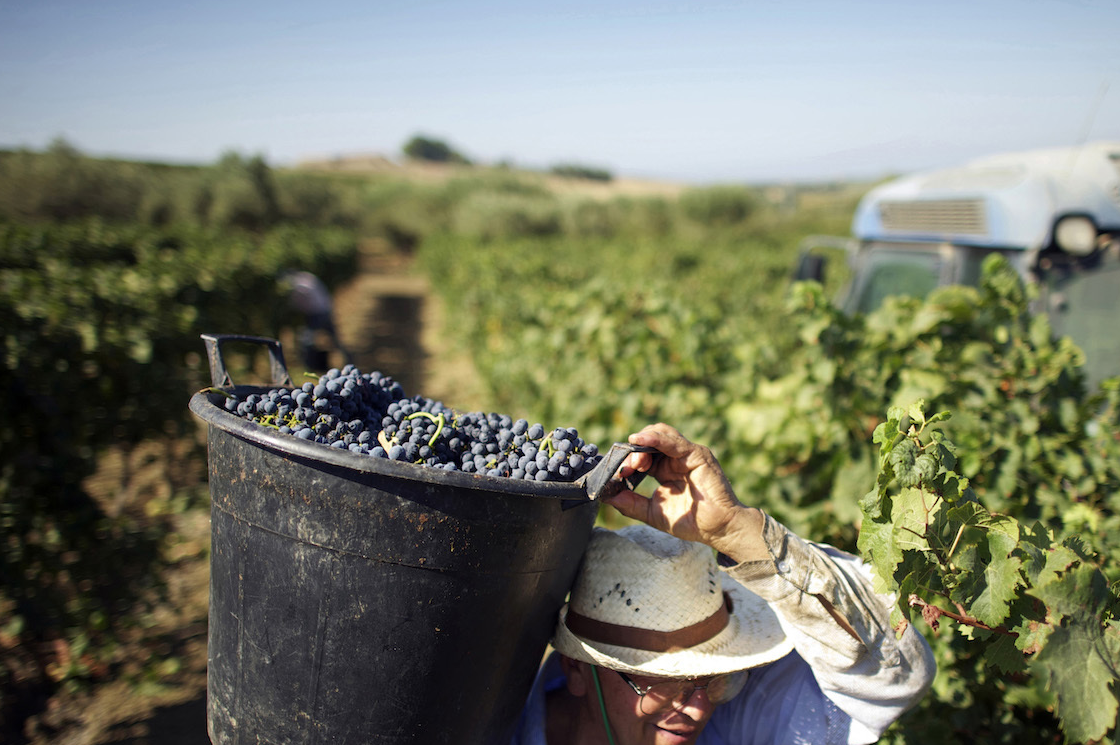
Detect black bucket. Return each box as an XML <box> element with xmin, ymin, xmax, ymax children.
<box><xmin>189</xmin><ymin>335</ymin><xmax>645</xmax><ymax>745</ymax></box>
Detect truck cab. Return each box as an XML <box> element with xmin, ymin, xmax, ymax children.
<box><xmin>798</xmin><ymin>142</ymin><xmax>1120</xmax><ymax>389</ymax></box>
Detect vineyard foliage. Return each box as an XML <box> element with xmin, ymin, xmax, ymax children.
<box><xmin>0</xmin><ymin>217</ymin><xmax>360</xmax><ymax>739</ymax></box>
<box><xmin>862</xmin><ymin>400</ymin><xmax>1120</xmax><ymax>744</ymax></box>
<box><xmin>420</xmin><ymin>235</ymin><xmax>1120</xmax><ymax>740</ymax></box>
<box><xmin>3</xmin><ymin>144</ymin><xmax>1119</xmax><ymax>743</ymax></box>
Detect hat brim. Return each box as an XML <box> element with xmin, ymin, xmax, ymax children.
<box><xmin>551</xmin><ymin>574</ymin><xmax>794</xmax><ymax>678</ymax></box>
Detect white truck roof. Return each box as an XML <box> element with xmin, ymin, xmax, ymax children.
<box><xmin>852</xmin><ymin>141</ymin><xmax>1120</xmax><ymax>250</ymax></box>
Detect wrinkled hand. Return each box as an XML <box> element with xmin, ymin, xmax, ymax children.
<box><xmin>604</xmin><ymin>423</ymin><xmax>769</xmax><ymax>563</ymax></box>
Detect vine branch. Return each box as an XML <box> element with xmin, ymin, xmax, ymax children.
<box><xmin>908</xmin><ymin>594</ymin><xmax>1018</xmax><ymax>637</ymax></box>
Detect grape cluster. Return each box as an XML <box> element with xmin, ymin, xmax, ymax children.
<box><xmin>219</xmin><ymin>364</ymin><xmax>602</xmax><ymax>483</ymax></box>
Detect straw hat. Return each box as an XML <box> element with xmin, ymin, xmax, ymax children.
<box><xmin>552</xmin><ymin>525</ymin><xmax>794</xmax><ymax>678</ymax></box>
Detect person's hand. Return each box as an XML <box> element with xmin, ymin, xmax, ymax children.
<box><xmin>604</xmin><ymin>423</ymin><xmax>769</xmax><ymax>563</ymax></box>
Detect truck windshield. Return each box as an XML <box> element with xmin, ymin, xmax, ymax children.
<box><xmin>848</xmin><ymin>247</ymin><xmax>944</xmax><ymax>314</ymax></box>
<box><xmin>847</xmin><ymin>244</ymin><xmax>1024</xmax><ymax>315</ymax></box>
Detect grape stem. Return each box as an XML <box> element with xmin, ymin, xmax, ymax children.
<box><xmin>946</xmin><ymin>523</ymin><xmax>967</xmax><ymax>563</ymax></box>
<box><xmin>405</xmin><ymin>411</ymin><xmax>446</xmax><ymax>447</ymax></box>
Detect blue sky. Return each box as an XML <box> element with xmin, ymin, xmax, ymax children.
<box><xmin>2</xmin><ymin>0</ymin><xmax>1118</xmax><ymax>183</ymax></box>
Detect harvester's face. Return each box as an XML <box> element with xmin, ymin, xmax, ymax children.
<box><xmin>562</xmin><ymin>658</ymin><xmax>718</xmax><ymax>745</ymax></box>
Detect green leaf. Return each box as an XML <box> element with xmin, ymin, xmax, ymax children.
<box><xmin>1012</xmin><ymin>614</ymin><xmax>1054</xmax><ymax>656</ymax></box>
<box><xmin>986</xmin><ymin>630</ymin><xmax>1028</xmax><ymax>674</ymax></box>
<box><xmin>857</xmin><ymin>513</ymin><xmax>903</xmax><ymax>596</ymax></box>
<box><xmin>1035</xmin><ymin>621</ymin><xmax>1119</xmax><ymax>743</ymax></box>
<box><xmin>1036</xmin><ymin>546</ymin><xmax>1080</xmax><ymax>588</ymax></box>
<box><xmin>925</xmin><ymin>409</ymin><xmax>952</xmax><ymax>427</ymax></box>
<box><xmin>859</xmin><ymin>487</ymin><xmax>884</xmax><ymax>521</ymax></box>
<box><xmin>1031</xmin><ymin>564</ymin><xmax>1111</xmax><ymax>626</ymax></box>
<box><xmin>1101</xmin><ymin>621</ymin><xmax>1120</xmax><ymax>679</ymax></box>
<box><xmin>906</xmin><ymin>399</ymin><xmax>928</xmax><ymax>427</ymax></box>
<box><xmin>985</xmin><ymin>513</ymin><xmax>1021</xmax><ymax>559</ymax></box>
<box><xmin>913</xmin><ymin>452</ymin><xmax>937</xmax><ymax>484</ymax></box>
<box><xmin>891</xmin><ymin>572</ymin><xmax>921</xmax><ymax>632</ymax></box>
<box><xmin>947</xmin><ymin>514</ymin><xmax>1024</xmax><ymax>628</ymax></box>
<box><xmin>893</xmin><ymin>486</ymin><xmax>938</xmax><ymax>552</ymax></box>
<box><xmin>971</xmin><ymin>552</ymin><xmax>1023</xmax><ymax>628</ymax></box>
<box><xmin>890</xmin><ymin>439</ymin><xmax>921</xmax><ymax>487</ymax></box>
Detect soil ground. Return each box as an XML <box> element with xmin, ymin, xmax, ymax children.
<box><xmin>29</xmin><ymin>243</ymin><xmax>488</xmax><ymax>745</ymax></box>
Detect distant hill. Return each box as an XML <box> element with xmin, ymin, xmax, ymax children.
<box><xmin>294</xmin><ymin>152</ymin><xmax>687</xmax><ymax>201</ymax></box>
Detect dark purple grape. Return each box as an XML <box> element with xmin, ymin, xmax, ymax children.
<box><xmin>221</xmin><ymin>365</ymin><xmax>603</xmax><ymax>482</ymax></box>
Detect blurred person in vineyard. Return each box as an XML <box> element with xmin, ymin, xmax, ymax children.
<box><xmin>511</xmin><ymin>423</ymin><xmax>935</xmax><ymax>745</ymax></box>
<box><xmin>279</xmin><ymin>270</ymin><xmax>351</xmax><ymax>371</ymax></box>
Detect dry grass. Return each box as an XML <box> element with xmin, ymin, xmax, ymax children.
<box><xmin>292</xmin><ymin>154</ymin><xmax>686</xmax><ymax>201</ymax></box>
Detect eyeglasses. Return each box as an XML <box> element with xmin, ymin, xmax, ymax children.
<box><xmin>615</xmin><ymin>669</ymin><xmax>749</xmax><ymax>714</ymax></box>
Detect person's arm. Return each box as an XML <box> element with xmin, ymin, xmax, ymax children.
<box><xmin>607</xmin><ymin>423</ymin><xmax>935</xmax><ymax>742</ymax></box>
<box><xmin>722</xmin><ymin>513</ymin><xmax>935</xmax><ymax>742</ymax></box>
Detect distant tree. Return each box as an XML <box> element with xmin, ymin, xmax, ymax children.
<box><xmin>47</xmin><ymin>135</ymin><xmax>82</xmax><ymax>159</ymax></box>
<box><xmin>549</xmin><ymin>163</ymin><xmax>614</xmax><ymax>182</ymax></box>
<box><xmin>402</xmin><ymin>135</ymin><xmax>470</xmax><ymax>164</ymax></box>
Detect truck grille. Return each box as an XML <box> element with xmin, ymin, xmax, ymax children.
<box><xmin>879</xmin><ymin>199</ymin><xmax>988</xmax><ymax>236</ymax></box>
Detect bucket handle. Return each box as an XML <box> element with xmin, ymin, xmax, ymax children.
<box><xmin>201</xmin><ymin>333</ymin><xmax>294</xmax><ymax>389</ymax></box>
<box><xmin>579</xmin><ymin>443</ymin><xmax>661</xmax><ymax>502</ymax></box>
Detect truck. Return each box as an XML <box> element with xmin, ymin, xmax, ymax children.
<box><xmin>796</xmin><ymin>141</ymin><xmax>1120</xmax><ymax>389</ymax></box>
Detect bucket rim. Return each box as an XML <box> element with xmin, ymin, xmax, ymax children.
<box><xmin>189</xmin><ymin>388</ymin><xmax>592</xmax><ymax>500</ymax></box>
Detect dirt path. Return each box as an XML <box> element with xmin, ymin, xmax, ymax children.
<box><xmin>332</xmin><ymin>243</ymin><xmax>490</xmax><ymax>411</ymax></box>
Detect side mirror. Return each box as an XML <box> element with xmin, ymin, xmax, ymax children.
<box><xmin>794</xmin><ymin>252</ymin><xmax>827</xmax><ymax>282</ymax></box>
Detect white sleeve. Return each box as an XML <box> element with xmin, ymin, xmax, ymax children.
<box><xmin>722</xmin><ymin>514</ymin><xmax>936</xmax><ymax>744</ymax></box>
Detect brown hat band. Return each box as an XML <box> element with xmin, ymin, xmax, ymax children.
<box><xmin>565</xmin><ymin>593</ymin><xmax>732</xmax><ymax>653</ymax></box>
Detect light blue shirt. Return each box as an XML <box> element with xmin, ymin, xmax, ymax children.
<box><xmin>510</xmin><ymin>650</ymin><xmax>852</xmax><ymax>745</ymax></box>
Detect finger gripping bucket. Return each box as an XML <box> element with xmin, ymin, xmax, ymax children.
<box><xmin>189</xmin><ymin>335</ymin><xmax>605</xmax><ymax>745</ymax></box>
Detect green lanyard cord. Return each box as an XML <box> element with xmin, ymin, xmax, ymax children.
<box><xmin>591</xmin><ymin>665</ymin><xmax>619</xmax><ymax>745</ymax></box>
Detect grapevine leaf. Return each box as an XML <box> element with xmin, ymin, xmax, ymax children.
<box><xmin>906</xmin><ymin>399</ymin><xmax>928</xmax><ymax>428</ymax></box>
<box><xmin>857</xmin><ymin>511</ymin><xmax>903</xmax><ymax>596</ymax></box>
<box><xmin>859</xmin><ymin>488</ymin><xmax>884</xmax><ymax>521</ymax></box>
<box><xmin>927</xmin><ymin>429</ymin><xmax>956</xmax><ymax>468</ymax></box>
<box><xmin>1035</xmin><ymin>621</ymin><xmax>1119</xmax><ymax>744</ymax></box>
<box><xmin>1012</xmin><ymin>616</ymin><xmax>1054</xmax><ymax>655</ymax></box>
<box><xmin>1060</xmin><ymin>534</ymin><xmax>1093</xmax><ymax>563</ymax></box>
<box><xmin>1102</xmin><ymin>621</ymin><xmax>1120</xmax><ymax>678</ymax></box>
<box><xmin>1030</xmin><ymin>545</ymin><xmax>1079</xmax><ymax>589</ymax></box>
<box><xmin>985</xmin><ymin>513</ymin><xmax>1020</xmax><ymax>559</ymax></box>
<box><xmin>893</xmin><ymin>486</ymin><xmax>937</xmax><ymax>552</ymax></box>
<box><xmin>924</xmin><ymin>409</ymin><xmax>952</xmax><ymax>427</ymax></box>
<box><xmin>860</xmin><ymin>485</ymin><xmax>945</xmax><ymax>624</ymax></box>
<box><xmin>944</xmin><ymin>501</ymin><xmax>1020</xmax><ymax>554</ymax></box>
<box><xmin>1030</xmin><ymin>564</ymin><xmax>1110</xmax><ymax>627</ymax></box>
<box><xmin>869</xmin><ymin>421</ymin><xmax>903</xmax><ymax>500</ymax></box>
<box><xmin>1018</xmin><ymin>521</ymin><xmax>1057</xmax><ymax>583</ymax></box>
<box><xmin>888</xmin><ymin>601</ymin><xmax>909</xmax><ymax>633</ymax></box>
<box><xmin>871</xmin><ymin>419</ymin><xmax>896</xmax><ymax>447</ymax></box>
<box><xmin>933</xmin><ymin>471</ymin><xmax>970</xmax><ymax>504</ymax></box>
<box><xmin>890</xmin><ymin>439</ymin><xmax>921</xmax><ymax>487</ymax></box>
<box><xmin>891</xmin><ymin>572</ymin><xmax>921</xmax><ymax>632</ymax></box>
<box><xmin>970</xmin><ymin>552</ymin><xmax>1023</xmax><ymax>628</ymax></box>
<box><xmin>986</xmin><ymin>630</ymin><xmax>1028</xmax><ymax>674</ymax></box>
<box><xmin>946</xmin><ymin>499</ymin><xmax>990</xmax><ymax>529</ymax></box>
<box><xmin>913</xmin><ymin>452</ymin><xmax>937</xmax><ymax>484</ymax></box>
<box><xmin>949</xmin><ymin>524</ymin><xmax>1023</xmax><ymax>628</ymax></box>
